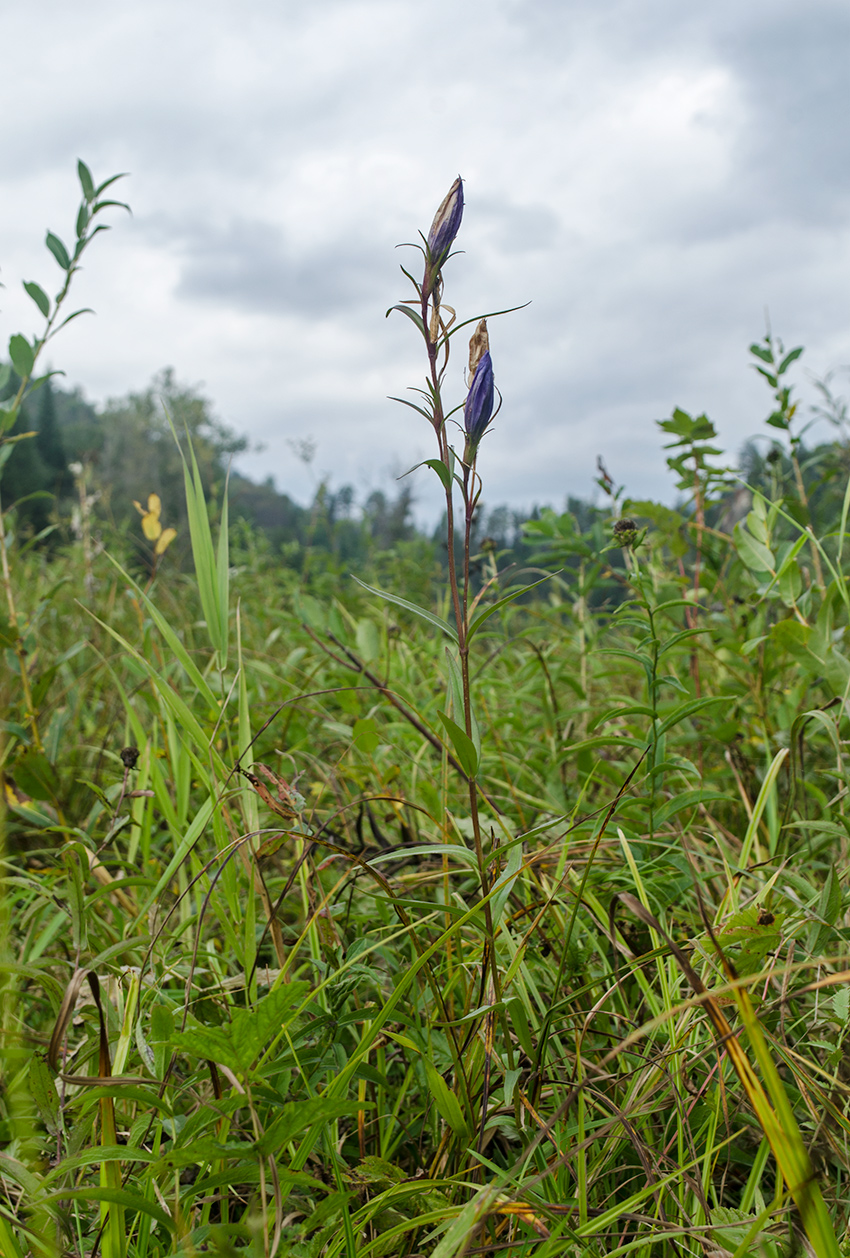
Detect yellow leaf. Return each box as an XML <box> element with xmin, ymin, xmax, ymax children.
<box><xmin>141</xmin><ymin>514</ymin><xmax>162</xmax><ymax>541</ymax></box>
<box><xmin>155</xmin><ymin>527</ymin><xmax>177</xmax><ymax>556</ymax></box>
<box><xmin>146</xmin><ymin>493</ymin><xmax>162</xmax><ymax>518</ymax></box>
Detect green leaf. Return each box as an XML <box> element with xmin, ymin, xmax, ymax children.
<box><xmin>77</xmin><ymin>159</ymin><xmax>95</xmax><ymax>200</ymax></box>
<box><xmin>424</xmin><ymin>457</ymin><xmax>452</xmax><ymax>491</ymax></box>
<box><xmin>437</xmin><ymin>711</ymin><xmax>478</xmax><ymax>778</ymax></box>
<box><xmin>0</xmin><ymin>406</ymin><xmax>19</xmax><ymax>438</ymax></box>
<box><xmin>28</xmin><ymin>1053</ymin><xmax>59</xmax><ymax>1132</ymax></box>
<box><xmin>444</xmin><ymin>649</ymin><xmax>480</xmax><ymax>762</ymax></box>
<box><xmin>355</xmin><ymin>617</ymin><xmax>381</xmax><ymax>662</ymax></box>
<box><xmin>45</xmin><ymin>231</ymin><xmax>71</xmax><ymax>270</ymax></box>
<box><xmin>749</xmin><ymin>343</ymin><xmax>774</xmax><ymax>364</ymax></box>
<box><xmin>255</xmin><ymin>1098</ymin><xmax>365</xmax><ymax>1154</ymax></box>
<box><xmin>590</xmin><ymin>704</ymin><xmax>657</xmax><ymax>732</ymax></box>
<box><xmin>777</xmin><ymin>346</ymin><xmax>804</xmax><ymax>374</ymax></box>
<box><xmin>41</xmin><ymin>1188</ymin><xmax>174</xmax><ymax>1234</ymax></box>
<box><xmin>367</xmin><ymin>843</ymin><xmax>479</xmax><ymax>869</ymax></box>
<box><xmin>0</xmin><ymin>616</ymin><xmax>19</xmax><ymax>649</ymax></box>
<box><xmin>467</xmin><ymin>573</ymin><xmax>554</xmax><ymax>641</ymax></box>
<box><xmin>818</xmin><ymin>865</ymin><xmax>842</xmax><ymax>928</ymax></box>
<box><xmin>385</xmin><ymin>303</ymin><xmax>426</xmax><ymax>336</ymax></box>
<box><xmin>172</xmin><ymin>982</ymin><xmax>311</xmax><ymax>1077</ymax></box>
<box><xmin>95</xmin><ymin>172</ymin><xmax>129</xmax><ymax>196</ymax></box>
<box><xmin>8</xmin><ymin>335</ymin><xmax>34</xmax><ymax>380</ymax></box>
<box><xmin>424</xmin><ymin>1059</ymin><xmax>468</xmax><ymax>1136</ymax></box>
<box><xmin>655</xmin><ymin>695</ymin><xmax>728</xmax><ymax>737</ymax></box>
<box><xmin>352</xmin><ymin>717</ymin><xmax>380</xmax><ymax>755</ymax></box>
<box><xmin>22</xmin><ymin>281</ymin><xmax>49</xmax><ymax>318</ymax></box>
<box><xmin>51</xmin><ymin>307</ymin><xmax>94</xmax><ymax>334</ymax></box>
<box><xmin>171</xmin><ymin>419</ymin><xmax>228</xmax><ymax>666</ymax></box>
<box><xmin>352</xmin><ymin>577</ymin><xmax>457</xmax><ymax>643</ymax></box>
<box><xmin>654</xmin><ymin>790</ymin><xmax>732</xmax><ymax>827</ymax></box>
<box><xmin>12</xmin><ymin>751</ymin><xmax>58</xmax><ymax>802</ymax></box>
<box><xmin>101</xmin><ymin>552</ymin><xmax>219</xmax><ymax>709</ymax></box>
<box><xmin>733</xmin><ymin>521</ymin><xmax>775</xmax><ymax>574</ymax></box>
<box><xmin>390</xmin><ymin>396</ymin><xmax>433</xmax><ymax>421</ymax></box>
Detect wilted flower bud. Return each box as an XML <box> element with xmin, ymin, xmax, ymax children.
<box><xmin>463</xmin><ymin>350</ymin><xmax>495</xmax><ymax>457</ymax></box>
<box><xmin>423</xmin><ymin>176</ymin><xmax>463</xmax><ymax>296</ymax></box>
<box><xmin>468</xmin><ymin>319</ymin><xmax>489</xmax><ymax>377</ymax></box>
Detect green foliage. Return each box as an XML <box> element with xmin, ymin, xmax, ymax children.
<box><xmin>5</xmin><ymin>175</ymin><xmax>850</xmax><ymax>1258</ymax></box>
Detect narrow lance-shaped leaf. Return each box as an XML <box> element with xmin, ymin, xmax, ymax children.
<box><xmin>437</xmin><ymin>711</ymin><xmax>478</xmax><ymax>778</ymax></box>
<box><xmin>77</xmin><ymin>159</ymin><xmax>95</xmax><ymax>200</ymax></box>
<box><xmin>352</xmin><ymin>577</ymin><xmax>458</xmax><ymax>643</ymax></box>
<box><xmin>23</xmin><ymin>281</ymin><xmax>50</xmax><ymax>318</ymax></box>
<box><xmin>45</xmin><ymin>231</ymin><xmax>71</xmax><ymax>271</ymax></box>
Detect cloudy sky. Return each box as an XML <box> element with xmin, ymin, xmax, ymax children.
<box><xmin>3</xmin><ymin>0</ymin><xmax>850</xmax><ymax>519</ymax></box>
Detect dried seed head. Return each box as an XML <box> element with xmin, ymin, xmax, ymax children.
<box><xmin>120</xmin><ymin>746</ymin><xmax>140</xmax><ymax>770</ymax></box>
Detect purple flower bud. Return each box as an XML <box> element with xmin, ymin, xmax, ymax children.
<box><xmin>427</xmin><ymin>176</ymin><xmax>464</xmax><ymax>263</ymax></box>
<box><xmin>463</xmin><ymin>350</ymin><xmax>494</xmax><ymax>454</ymax></box>
<box><xmin>423</xmin><ymin>177</ymin><xmax>463</xmax><ymax>297</ymax></box>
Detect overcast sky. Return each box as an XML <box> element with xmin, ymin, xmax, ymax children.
<box><xmin>3</xmin><ymin>0</ymin><xmax>850</xmax><ymax>520</ymax></box>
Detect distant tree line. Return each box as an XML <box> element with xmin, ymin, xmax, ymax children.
<box><xmin>2</xmin><ymin>363</ymin><xmax>850</xmax><ymax>583</ymax></box>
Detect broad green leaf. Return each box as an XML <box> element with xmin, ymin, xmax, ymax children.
<box><xmin>356</xmin><ymin>617</ymin><xmax>381</xmax><ymax>662</ymax></box>
<box><xmin>172</xmin><ymin>982</ymin><xmax>310</xmax><ymax>1077</ymax></box>
<box><xmin>352</xmin><ymin>716</ymin><xmax>380</xmax><ymax>754</ymax></box>
<box><xmin>734</xmin><ymin>521</ymin><xmax>775</xmax><ymax>574</ymax></box>
<box><xmin>8</xmin><ymin>334</ymin><xmax>34</xmax><ymax>379</ymax></box>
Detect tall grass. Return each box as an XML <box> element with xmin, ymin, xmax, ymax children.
<box><xmin>2</xmin><ymin>169</ymin><xmax>850</xmax><ymax>1258</ymax></box>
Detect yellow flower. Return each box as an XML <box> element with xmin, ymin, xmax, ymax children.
<box><xmin>133</xmin><ymin>493</ymin><xmax>176</xmax><ymax>554</ymax></box>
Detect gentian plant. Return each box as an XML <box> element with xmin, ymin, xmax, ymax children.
<box><xmin>359</xmin><ymin>181</ymin><xmax>533</xmax><ymax>1072</ymax></box>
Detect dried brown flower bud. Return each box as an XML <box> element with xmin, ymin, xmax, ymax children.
<box><xmin>468</xmin><ymin>319</ymin><xmax>489</xmax><ymax>377</ymax></box>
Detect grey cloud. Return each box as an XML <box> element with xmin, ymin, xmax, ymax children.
<box><xmin>476</xmin><ymin>201</ymin><xmax>561</xmax><ymax>255</ymax></box>
<box><xmin>167</xmin><ymin>218</ymin><xmax>385</xmax><ymax>316</ymax></box>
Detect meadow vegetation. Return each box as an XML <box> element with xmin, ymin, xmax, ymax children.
<box><xmin>2</xmin><ymin>165</ymin><xmax>850</xmax><ymax>1257</ymax></box>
